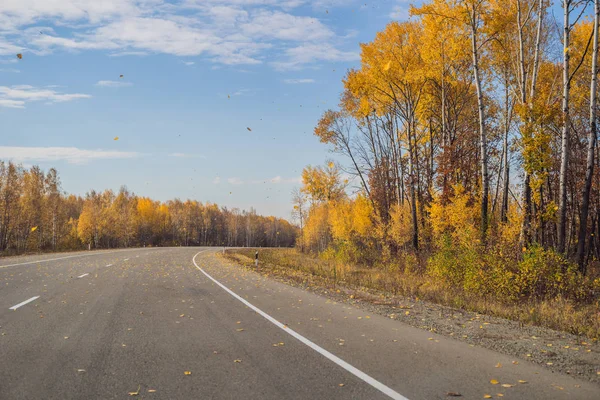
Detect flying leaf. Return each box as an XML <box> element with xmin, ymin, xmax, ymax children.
<box><xmin>16</xmin><ymin>53</ymin><xmax>22</xmax><ymax>59</ymax></box>
<box><xmin>247</xmin><ymin>127</ymin><xmax>252</xmax><ymax>131</ymax></box>
<box><xmin>120</xmin><ymin>75</ymin><xmax>124</xmax><ymax>78</ymax></box>
<box><xmin>328</xmin><ymin>161</ymin><xmax>335</xmax><ymax>168</ymax></box>
<box><xmin>114</xmin><ymin>137</ymin><xmax>119</xmax><ymax>141</ymax></box>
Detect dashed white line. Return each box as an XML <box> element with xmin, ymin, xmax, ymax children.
<box><xmin>77</xmin><ymin>273</ymin><xmax>89</xmax><ymax>278</ymax></box>
<box><xmin>10</xmin><ymin>296</ymin><xmax>40</xmax><ymax>311</ymax></box>
<box><xmin>192</xmin><ymin>251</ymin><xmax>408</xmax><ymax>400</ymax></box>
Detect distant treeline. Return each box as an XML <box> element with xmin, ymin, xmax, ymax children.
<box><xmin>0</xmin><ymin>161</ymin><xmax>297</xmax><ymax>254</ymax></box>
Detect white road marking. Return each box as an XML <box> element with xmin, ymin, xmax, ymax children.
<box><xmin>77</xmin><ymin>273</ymin><xmax>89</xmax><ymax>278</ymax></box>
<box><xmin>10</xmin><ymin>296</ymin><xmax>40</xmax><ymax>311</ymax></box>
<box><xmin>0</xmin><ymin>248</ymin><xmax>159</xmax><ymax>270</ymax></box>
<box><xmin>192</xmin><ymin>251</ymin><xmax>408</xmax><ymax>400</ymax></box>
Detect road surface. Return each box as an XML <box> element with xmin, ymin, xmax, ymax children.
<box><xmin>0</xmin><ymin>247</ymin><xmax>598</xmax><ymax>399</ymax></box>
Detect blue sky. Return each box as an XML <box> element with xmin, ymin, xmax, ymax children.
<box><xmin>0</xmin><ymin>0</ymin><xmax>412</xmax><ymax>220</ymax></box>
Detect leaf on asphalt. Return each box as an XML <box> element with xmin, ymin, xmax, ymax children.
<box><xmin>483</xmin><ymin>395</ymin><xmax>492</xmax><ymax>399</ymax></box>
<box><xmin>518</xmin><ymin>380</ymin><xmax>527</xmax><ymax>384</ymax></box>
<box><xmin>338</xmin><ymin>383</ymin><xmax>344</xmax><ymax>387</ymax></box>
<box><xmin>490</xmin><ymin>379</ymin><xmax>499</xmax><ymax>385</ymax></box>
<box><xmin>236</xmin><ymin>328</ymin><xmax>244</xmax><ymax>332</ymax></box>
<box><xmin>501</xmin><ymin>384</ymin><xmax>514</xmax><ymax>388</ymax></box>
<box><xmin>148</xmin><ymin>389</ymin><xmax>156</xmax><ymax>393</ymax></box>
<box><xmin>547</xmin><ymin>362</ymin><xmax>553</xmax><ymax>365</ymax></box>
<box><xmin>495</xmin><ymin>363</ymin><xmax>502</xmax><ymax>368</ymax></box>
<box><xmin>64</xmin><ymin>336</ymin><xmax>69</xmax><ymax>339</ymax></box>
<box><xmin>446</xmin><ymin>392</ymin><xmax>462</xmax><ymax>397</ymax></box>
<box><xmin>512</xmin><ymin>361</ymin><xmax>519</xmax><ymax>365</ymax></box>
<box><xmin>234</xmin><ymin>359</ymin><xmax>242</xmax><ymax>363</ymax></box>
<box><xmin>497</xmin><ymin>394</ymin><xmax>504</xmax><ymax>397</ymax></box>
<box><xmin>128</xmin><ymin>385</ymin><xmax>140</xmax><ymax>396</ymax></box>
<box><xmin>77</xmin><ymin>369</ymin><xmax>86</xmax><ymax>373</ymax></box>
<box><xmin>179</xmin><ymin>314</ymin><xmax>185</xmax><ymax>317</ymax></box>
<box><xmin>184</xmin><ymin>371</ymin><xmax>191</xmax><ymax>375</ymax></box>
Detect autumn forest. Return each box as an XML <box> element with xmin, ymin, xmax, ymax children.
<box><xmin>291</xmin><ymin>0</ymin><xmax>600</xmax><ymax>328</ymax></box>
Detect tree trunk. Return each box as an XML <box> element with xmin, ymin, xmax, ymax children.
<box><xmin>576</xmin><ymin>0</ymin><xmax>599</xmax><ymax>272</ymax></box>
<box><xmin>558</xmin><ymin>0</ymin><xmax>571</xmax><ymax>253</ymax></box>
<box><xmin>471</xmin><ymin>10</ymin><xmax>489</xmax><ymax>243</ymax></box>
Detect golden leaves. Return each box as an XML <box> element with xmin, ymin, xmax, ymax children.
<box><xmin>184</xmin><ymin>371</ymin><xmax>192</xmax><ymax>375</ymax></box>
<box><xmin>383</xmin><ymin>60</ymin><xmax>392</xmax><ymax>71</ymax></box>
<box><xmin>483</xmin><ymin>395</ymin><xmax>492</xmax><ymax>399</ymax></box>
<box><xmin>490</xmin><ymin>379</ymin><xmax>499</xmax><ymax>385</ymax></box>
<box><xmin>31</xmin><ymin>226</ymin><xmax>38</xmax><ymax>232</ymax></box>
<box><xmin>114</xmin><ymin>136</ymin><xmax>119</xmax><ymax>141</ymax></box>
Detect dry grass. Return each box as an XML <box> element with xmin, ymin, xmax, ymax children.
<box><xmin>224</xmin><ymin>247</ymin><xmax>600</xmax><ymax>339</ymax></box>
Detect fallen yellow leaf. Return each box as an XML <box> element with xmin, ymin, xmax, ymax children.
<box><xmin>31</xmin><ymin>226</ymin><xmax>37</xmax><ymax>232</ymax></box>
<box><xmin>501</xmin><ymin>384</ymin><xmax>514</xmax><ymax>388</ymax></box>
<box><xmin>128</xmin><ymin>385</ymin><xmax>140</xmax><ymax>396</ymax></box>
<box><xmin>518</xmin><ymin>380</ymin><xmax>528</xmax><ymax>384</ymax></box>
<box><xmin>495</xmin><ymin>363</ymin><xmax>502</xmax><ymax>368</ymax></box>
<box><xmin>184</xmin><ymin>371</ymin><xmax>191</xmax><ymax>375</ymax></box>
<box><xmin>483</xmin><ymin>395</ymin><xmax>492</xmax><ymax>399</ymax></box>
<box><xmin>490</xmin><ymin>379</ymin><xmax>499</xmax><ymax>385</ymax></box>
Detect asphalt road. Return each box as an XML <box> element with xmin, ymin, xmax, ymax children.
<box><xmin>0</xmin><ymin>247</ymin><xmax>598</xmax><ymax>400</ymax></box>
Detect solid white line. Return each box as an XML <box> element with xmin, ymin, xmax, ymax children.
<box><xmin>192</xmin><ymin>251</ymin><xmax>408</xmax><ymax>400</ymax></box>
<box><xmin>77</xmin><ymin>273</ymin><xmax>89</xmax><ymax>278</ymax></box>
<box><xmin>10</xmin><ymin>296</ymin><xmax>40</xmax><ymax>310</ymax></box>
<box><xmin>0</xmin><ymin>248</ymin><xmax>159</xmax><ymax>270</ymax></box>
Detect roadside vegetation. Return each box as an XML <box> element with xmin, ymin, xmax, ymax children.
<box><xmin>225</xmin><ymin>247</ymin><xmax>600</xmax><ymax>338</ymax></box>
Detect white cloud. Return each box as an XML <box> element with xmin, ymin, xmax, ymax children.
<box><xmin>213</xmin><ymin>176</ymin><xmax>221</xmax><ymax>184</ymax></box>
<box><xmin>283</xmin><ymin>78</ymin><xmax>314</xmax><ymax>84</ymax></box>
<box><xmin>241</xmin><ymin>11</ymin><xmax>333</xmax><ymax>41</ymax></box>
<box><xmin>389</xmin><ymin>1</ymin><xmax>412</xmax><ymax>20</ymax></box>
<box><xmin>0</xmin><ymin>0</ymin><xmax>358</xmax><ymax>70</ymax></box>
<box><xmin>0</xmin><ymin>85</ymin><xmax>91</xmax><ymax>108</ymax></box>
<box><xmin>228</xmin><ymin>177</ymin><xmax>244</xmax><ymax>185</ymax></box>
<box><xmin>168</xmin><ymin>152</ymin><xmax>206</xmax><ymax>158</ymax></box>
<box><xmin>272</xmin><ymin>43</ymin><xmax>359</xmax><ymax>70</ymax></box>
<box><xmin>183</xmin><ymin>61</ymin><xmax>195</xmax><ymax>66</ymax></box>
<box><xmin>0</xmin><ymin>146</ymin><xmax>140</xmax><ymax>164</ymax></box>
<box><xmin>0</xmin><ymin>68</ymin><xmax>20</xmax><ymax>73</ymax></box>
<box><xmin>95</xmin><ymin>80</ymin><xmax>133</xmax><ymax>87</ymax></box>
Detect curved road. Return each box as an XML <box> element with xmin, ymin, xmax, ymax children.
<box><xmin>0</xmin><ymin>247</ymin><xmax>598</xmax><ymax>399</ymax></box>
